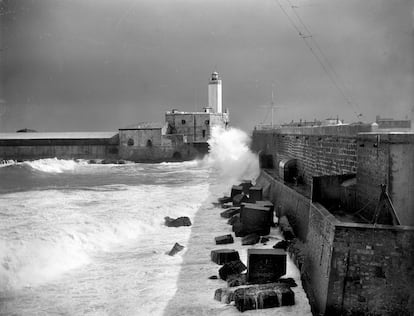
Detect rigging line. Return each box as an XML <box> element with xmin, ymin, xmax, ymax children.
<box><xmin>275</xmin><ymin>0</ymin><xmax>361</xmax><ymax>119</ymax></box>
<box><xmin>285</xmin><ymin>0</ymin><xmax>363</xmax><ymax>118</ymax></box>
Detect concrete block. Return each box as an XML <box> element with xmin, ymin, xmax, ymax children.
<box><xmin>231</xmin><ymin>185</ymin><xmax>243</xmax><ymax>198</ymax></box>
<box><xmin>239</xmin><ymin>180</ymin><xmax>253</xmax><ymax>194</ymax></box>
<box><xmin>227</xmin><ymin>213</ymin><xmax>240</xmax><ymax>225</ymax></box>
<box><xmin>221</xmin><ymin>202</ymin><xmax>233</xmax><ymax>209</ymax></box>
<box><xmin>240</xmin><ymin>203</ymin><xmax>271</xmax><ymax>236</ymax></box>
<box><xmin>241</xmin><ymin>233</ymin><xmax>261</xmax><ymax>245</ymax></box>
<box><xmin>233</xmin><ymin>193</ymin><xmax>248</xmax><ymax>206</ymax></box>
<box><xmin>235</xmin><ymin>289</ymin><xmax>280</xmax><ymax>311</ymax></box>
<box><xmin>214</xmin><ymin>288</ymin><xmax>235</xmax><ymax>304</ymax></box>
<box><xmin>273</xmin><ymin>240</ymin><xmax>290</xmax><ymax>250</ymax></box>
<box><xmin>220</xmin><ymin>207</ymin><xmax>240</xmax><ymax>219</ymax></box>
<box><xmin>247</xmin><ymin>248</ymin><xmax>287</xmax><ymax>283</ymax></box>
<box><xmin>215</xmin><ymin>282</ymin><xmax>295</xmax><ymax>307</ymax></box>
<box><xmin>211</xmin><ymin>249</ymin><xmax>240</xmax><ymax>265</ymax></box>
<box><xmin>218</xmin><ymin>260</ymin><xmax>247</xmax><ymax>280</ymax></box>
<box><xmin>167</xmin><ymin>243</ymin><xmax>184</xmax><ymax>256</ymax></box>
<box><xmin>255</xmin><ymin>200</ymin><xmax>275</xmax><ymax>224</ymax></box>
<box><xmin>218</xmin><ymin>196</ymin><xmax>232</xmax><ymax>204</ymax></box>
<box><xmin>233</xmin><ymin>283</ymin><xmax>294</xmax><ymax>312</ymax></box>
<box><xmin>215</xmin><ymin>234</ymin><xmax>234</xmax><ymax>245</ymax></box>
<box><xmin>248</xmin><ymin>186</ymin><xmax>263</xmax><ymax>202</ymax></box>
<box><xmin>227</xmin><ymin>273</ymin><xmax>247</xmax><ymax>287</ymax></box>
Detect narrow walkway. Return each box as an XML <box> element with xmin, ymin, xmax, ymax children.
<box><xmin>163</xmin><ymin>190</ymin><xmax>312</xmax><ymax>316</ymax></box>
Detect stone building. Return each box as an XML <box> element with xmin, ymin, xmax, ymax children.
<box><xmin>118</xmin><ymin>71</ymin><xmax>229</xmax><ymax>161</ymax></box>
<box><xmin>165</xmin><ymin>108</ymin><xmax>229</xmax><ymax>143</ymax></box>
<box><xmin>0</xmin><ymin>71</ymin><xmax>229</xmax><ymax>162</ymax></box>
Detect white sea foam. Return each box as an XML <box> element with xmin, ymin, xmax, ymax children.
<box><xmin>0</xmin><ymin>182</ymin><xmax>207</xmax><ymax>293</ymax></box>
<box><xmin>23</xmin><ymin>158</ymin><xmax>87</xmax><ymax>173</ymax></box>
<box><xmin>205</xmin><ymin>126</ymin><xmax>260</xmax><ymax>189</ymax></box>
<box><xmin>0</xmin><ymin>160</ymin><xmax>16</xmax><ymax>168</ymax></box>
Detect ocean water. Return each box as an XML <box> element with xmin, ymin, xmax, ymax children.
<box><xmin>0</xmin><ymin>127</ymin><xmax>311</xmax><ymax>316</ymax></box>
<box><xmin>0</xmin><ymin>158</ymin><xmax>212</xmax><ymax>314</ymax></box>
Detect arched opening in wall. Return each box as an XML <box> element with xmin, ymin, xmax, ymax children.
<box><xmin>279</xmin><ymin>158</ymin><xmax>298</xmax><ymax>183</ymax></box>
<box><xmin>172</xmin><ymin>152</ymin><xmax>182</xmax><ymax>160</ymax></box>
<box><xmin>146</xmin><ymin>139</ymin><xmax>153</xmax><ymax>147</ymax></box>
<box><xmin>127</xmin><ymin>138</ymin><xmax>134</xmax><ymax>146</ymax></box>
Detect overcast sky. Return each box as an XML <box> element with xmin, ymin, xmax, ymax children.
<box><xmin>0</xmin><ymin>0</ymin><xmax>413</xmax><ymax>132</ymax></box>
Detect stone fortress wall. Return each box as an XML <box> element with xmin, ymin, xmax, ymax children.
<box><xmin>252</xmin><ymin>123</ymin><xmax>414</xmax><ymax>315</ymax></box>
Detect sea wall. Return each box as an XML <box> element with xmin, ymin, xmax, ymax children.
<box><xmin>253</xmin><ymin>127</ymin><xmax>414</xmax><ymax>226</ymax></box>
<box><xmin>255</xmin><ymin>171</ymin><xmax>414</xmax><ymax>315</ymax></box>
<box><xmin>255</xmin><ymin>171</ymin><xmax>310</xmax><ymax>241</ymax></box>
<box><xmin>327</xmin><ymin>222</ymin><xmax>414</xmax><ymax>315</ymax></box>
<box><xmin>305</xmin><ymin>202</ymin><xmax>337</xmax><ymax>315</ymax></box>
<box><xmin>252</xmin><ymin>124</ymin><xmax>372</xmax><ymax>194</ymax></box>
<box><xmin>0</xmin><ymin>132</ymin><xmax>209</xmax><ymax>162</ymax></box>
<box><xmin>0</xmin><ymin>135</ymin><xmax>119</xmax><ymax>161</ymax></box>
<box><xmin>356</xmin><ymin>133</ymin><xmax>414</xmax><ymax>225</ymax></box>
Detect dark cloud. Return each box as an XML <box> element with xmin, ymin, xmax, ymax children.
<box><xmin>0</xmin><ymin>0</ymin><xmax>413</xmax><ymax>132</ymax></box>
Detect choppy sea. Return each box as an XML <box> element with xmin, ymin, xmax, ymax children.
<box><xmin>0</xmin><ymin>127</ymin><xmax>280</xmax><ymax>316</ymax></box>
<box><xmin>0</xmin><ymin>158</ymin><xmax>213</xmax><ymax>314</ymax></box>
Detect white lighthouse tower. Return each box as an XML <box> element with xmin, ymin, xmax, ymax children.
<box><xmin>208</xmin><ymin>71</ymin><xmax>222</xmax><ymax>113</ymax></box>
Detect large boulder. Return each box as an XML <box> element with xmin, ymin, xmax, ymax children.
<box><xmin>164</xmin><ymin>216</ymin><xmax>192</xmax><ymax>227</ymax></box>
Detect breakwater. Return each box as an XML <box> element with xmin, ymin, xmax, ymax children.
<box><xmin>251</xmin><ymin>123</ymin><xmax>414</xmax><ymax>315</ymax></box>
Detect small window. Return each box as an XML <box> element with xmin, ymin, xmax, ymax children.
<box><xmin>181</xmin><ymin>119</ymin><xmax>186</xmax><ymax>124</ymax></box>
<box><xmin>127</xmin><ymin>138</ymin><xmax>134</xmax><ymax>146</ymax></box>
<box><xmin>205</xmin><ymin>120</ymin><xmax>210</xmax><ymax>125</ymax></box>
<box><xmin>202</xmin><ymin>130</ymin><xmax>206</xmax><ymax>138</ymax></box>
<box><xmin>146</xmin><ymin>139</ymin><xmax>152</xmax><ymax>147</ymax></box>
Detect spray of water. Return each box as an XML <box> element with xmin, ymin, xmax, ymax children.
<box><xmin>23</xmin><ymin>158</ymin><xmax>87</xmax><ymax>173</ymax></box>
<box><xmin>205</xmin><ymin>126</ymin><xmax>260</xmax><ymax>190</ymax></box>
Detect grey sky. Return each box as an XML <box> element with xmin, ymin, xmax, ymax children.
<box><xmin>0</xmin><ymin>0</ymin><xmax>413</xmax><ymax>132</ymax></box>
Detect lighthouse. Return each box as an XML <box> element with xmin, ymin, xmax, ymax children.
<box><xmin>208</xmin><ymin>71</ymin><xmax>222</xmax><ymax>113</ymax></box>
